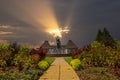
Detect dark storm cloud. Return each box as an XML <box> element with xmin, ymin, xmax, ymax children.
<box><xmin>0</xmin><ymin>0</ymin><xmax>52</xmax><ymax>45</ymax></box>
<box><xmin>51</xmin><ymin>0</ymin><xmax>120</xmax><ymax>46</ymax></box>
<box><xmin>0</xmin><ymin>0</ymin><xmax>120</xmax><ymax>47</ymax></box>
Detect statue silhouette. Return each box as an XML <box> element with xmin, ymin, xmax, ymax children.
<box><xmin>56</xmin><ymin>36</ymin><xmax>61</xmax><ymax>49</ymax></box>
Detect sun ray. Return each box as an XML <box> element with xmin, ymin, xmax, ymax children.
<box><xmin>49</xmin><ymin>27</ymin><xmax>69</xmax><ymax>38</ymax></box>
<box><xmin>5</xmin><ymin>0</ymin><xmax>76</xmax><ymax>38</ymax></box>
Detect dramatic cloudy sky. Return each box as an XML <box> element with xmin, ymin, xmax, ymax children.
<box><xmin>0</xmin><ymin>0</ymin><xmax>120</xmax><ymax>47</ymax></box>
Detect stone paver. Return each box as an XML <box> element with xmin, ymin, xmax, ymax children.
<box><xmin>39</xmin><ymin>57</ymin><xmax>80</xmax><ymax>80</ymax></box>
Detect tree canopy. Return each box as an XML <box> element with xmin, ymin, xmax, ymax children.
<box><xmin>95</xmin><ymin>28</ymin><xmax>116</xmax><ymax>47</ymax></box>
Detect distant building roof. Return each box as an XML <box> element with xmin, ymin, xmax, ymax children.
<box><xmin>41</xmin><ymin>40</ymin><xmax>50</xmax><ymax>49</ymax></box>
<box><xmin>50</xmin><ymin>45</ymin><xmax>66</xmax><ymax>48</ymax></box>
<box><xmin>65</xmin><ymin>40</ymin><xmax>78</xmax><ymax>49</ymax></box>
<box><xmin>41</xmin><ymin>40</ymin><xmax>78</xmax><ymax>49</ymax></box>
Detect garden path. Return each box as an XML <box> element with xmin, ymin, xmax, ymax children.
<box><xmin>39</xmin><ymin>57</ymin><xmax>80</xmax><ymax>80</ymax></box>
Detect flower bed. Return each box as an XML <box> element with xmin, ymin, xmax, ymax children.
<box><xmin>65</xmin><ymin>41</ymin><xmax>120</xmax><ymax>80</ymax></box>
<box><xmin>0</xmin><ymin>43</ymin><xmax>55</xmax><ymax>80</ymax></box>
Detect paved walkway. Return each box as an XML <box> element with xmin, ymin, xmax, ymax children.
<box><xmin>39</xmin><ymin>57</ymin><xmax>80</xmax><ymax>80</ymax></box>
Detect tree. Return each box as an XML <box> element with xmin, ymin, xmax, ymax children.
<box><xmin>96</xmin><ymin>29</ymin><xmax>103</xmax><ymax>42</ymax></box>
<box><xmin>95</xmin><ymin>28</ymin><xmax>116</xmax><ymax>47</ymax></box>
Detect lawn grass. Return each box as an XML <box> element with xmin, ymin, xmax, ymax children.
<box><xmin>64</xmin><ymin>57</ymin><xmax>72</xmax><ymax>64</ymax></box>
<box><xmin>44</xmin><ymin>57</ymin><xmax>55</xmax><ymax>65</ymax></box>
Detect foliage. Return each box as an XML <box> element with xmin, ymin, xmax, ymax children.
<box><xmin>115</xmin><ymin>40</ymin><xmax>120</xmax><ymax>51</ymax></box>
<box><xmin>44</xmin><ymin>57</ymin><xmax>55</xmax><ymax>65</ymax></box>
<box><xmin>116</xmin><ymin>59</ymin><xmax>120</xmax><ymax>68</ymax></box>
<box><xmin>0</xmin><ymin>43</ymin><xmax>34</xmax><ymax>68</ymax></box>
<box><xmin>95</xmin><ymin>28</ymin><xmax>116</xmax><ymax>47</ymax></box>
<box><xmin>30</xmin><ymin>47</ymin><xmax>46</xmax><ymax>60</ymax></box>
<box><xmin>12</xmin><ymin>53</ymin><xmax>35</xmax><ymax>70</ymax></box>
<box><xmin>64</xmin><ymin>57</ymin><xmax>72</xmax><ymax>64</ymax></box>
<box><xmin>0</xmin><ymin>68</ymin><xmax>43</xmax><ymax>80</ymax></box>
<box><xmin>23</xmin><ymin>68</ymin><xmax>43</xmax><ymax>79</ymax></box>
<box><xmin>18</xmin><ymin>45</ymin><xmax>30</xmax><ymax>55</ymax></box>
<box><xmin>10</xmin><ymin>42</ymin><xmax>20</xmax><ymax>54</ymax></box>
<box><xmin>0</xmin><ymin>60</ymin><xmax>7</xmax><ymax>67</ymax></box>
<box><xmin>0</xmin><ymin>51</ymin><xmax>12</xmax><ymax>67</ymax></box>
<box><xmin>91</xmin><ymin>41</ymin><xmax>105</xmax><ymax>48</ymax></box>
<box><xmin>70</xmin><ymin>59</ymin><xmax>83</xmax><ymax>70</ymax></box>
<box><xmin>38</xmin><ymin>60</ymin><xmax>49</xmax><ymax>70</ymax></box>
<box><xmin>0</xmin><ymin>43</ymin><xmax>48</xmax><ymax>69</ymax></box>
<box><xmin>29</xmin><ymin>54</ymin><xmax>41</xmax><ymax>63</ymax></box>
<box><xmin>0</xmin><ymin>43</ymin><xmax>14</xmax><ymax>67</ymax></box>
<box><xmin>0</xmin><ymin>43</ymin><xmax>49</xmax><ymax>79</ymax></box>
<box><xmin>0</xmin><ymin>43</ymin><xmax>13</xmax><ymax>52</ymax></box>
<box><xmin>74</xmin><ymin>41</ymin><xmax>120</xmax><ymax>68</ymax></box>
<box><xmin>72</xmin><ymin>45</ymin><xmax>91</xmax><ymax>59</ymax></box>
<box><xmin>12</xmin><ymin>54</ymin><xmax>25</xmax><ymax>67</ymax></box>
<box><xmin>22</xmin><ymin>57</ymin><xmax>35</xmax><ymax>69</ymax></box>
<box><xmin>77</xmin><ymin>67</ymin><xmax>119</xmax><ymax>80</ymax></box>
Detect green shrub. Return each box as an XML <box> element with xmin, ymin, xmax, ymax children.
<box><xmin>18</xmin><ymin>45</ymin><xmax>30</xmax><ymax>55</ymax></box>
<box><xmin>0</xmin><ymin>60</ymin><xmax>7</xmax><ymax>67</ymax></box>
<box><xmin>70</xmin><ymin>59</ymin><xmax>83</xmax><ymax>70</ymax></box>
<box><xmin>0</xmin><ymin>43</ymin><xmax>13</xmax><ymax>67</ymax></box>
<box><xmin>0</xmin><ymin>43</ymin><xmax>12</xmax><ymax>52</ymax></box>
<box><xmin>22</xmin><ymin>57</ymin><xmax>35</xmax><ymax>69</ymax></box>
<box><xmin>91</xmin><ymin>41</ymin><xmax>105</xmax><ymax>48</ymax></box>
<box><xmin>75</xmin><ymin>41</ymin><xmax>120</xmax><ymax>68</ymax></box>
<box><xmin>12</xmin><ymin>54</ymin><xmax>35</xmax><ymax>70</ymax></box>
<box><xmin>38</xmin><ymin>60</ymin><xmax>49</xmax><ymax>70</ymax></box>
<box><xmin>116</xmin><ymin>59</ymin><xmax>120</xmax><ymax>68</ymax></box>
